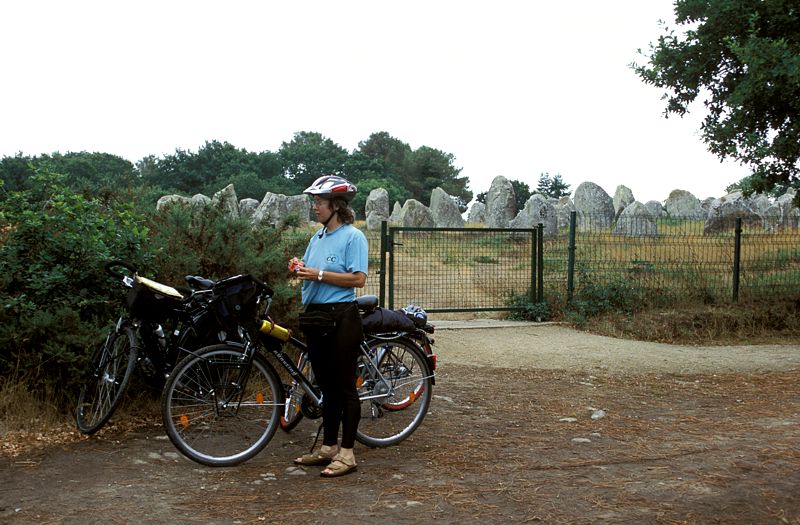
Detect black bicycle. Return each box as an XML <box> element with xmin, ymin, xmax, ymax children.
<box><xmin>160</xmin><ymin>275</ymin><xmax>437</xmax><ymax>467</ymax></box>
<box><xmin>75</xmin><ymin>261</ymin><xmax>228</xmax><ymax>434</ymax></box>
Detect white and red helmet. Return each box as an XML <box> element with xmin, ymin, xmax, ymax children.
<box><xmin>303</xmin><ymin>175</ymin><xmax>357</xmax><ymax>202</ymax></box>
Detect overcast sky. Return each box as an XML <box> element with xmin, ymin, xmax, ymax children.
<box><xmin>1</xmin><ymin>1</ymin><xmax>751</xmax><ymax>204</ymax></box>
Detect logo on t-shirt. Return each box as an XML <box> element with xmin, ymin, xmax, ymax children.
<box><xmin>326</xmin><ymin>255</ymin><xmax>338</xmax><ymax>263</ymax></box>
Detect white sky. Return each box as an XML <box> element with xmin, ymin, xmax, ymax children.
<box><xmin>1</xmin><ymin>1</ymin><xmax>750</xmax><ymax>204</ymax></box>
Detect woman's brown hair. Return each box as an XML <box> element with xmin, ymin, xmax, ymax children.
<box><xmin>330</xmin><ymin>197</ymin><xmax>355</xmax><ymax>224</ymax></box>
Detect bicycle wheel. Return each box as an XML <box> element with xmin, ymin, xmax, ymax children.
<box><xmin>355</xmin><ymin>338</ymin><xmax>433</xmax><ymax>448</ymax></box>
<box><xmin>279</xmin><ymin>353</ymin><xmax>312</xmax><ymax>432</ymax></box>
<box><xmin>161</xmin><ymin>344</ymin><xmax>282</xmax><ymax>467</ymax></box>
<box><xmin>75</xmin><ymin>326</ymin><xmax>138</xmax><ymax>434</ymax></box>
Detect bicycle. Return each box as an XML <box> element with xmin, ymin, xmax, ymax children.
<box><xmin>160</xmin><ymin>274</ymin><xmax>437</xmax><ymax>467</ymax></box>
<box><xmin>75</xmin><ymin>261</ymin><xmax>228</xmax><ymax>435</ymax></box>
<box><xmin>279</xmin><ymin>304</ymin><xmax>436</xmax><ymax>432</ymax></box>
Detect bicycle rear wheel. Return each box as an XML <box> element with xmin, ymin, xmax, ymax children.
<box><xmin>356</xmin><ymin>338</ymin><xmax>433</xmax><ymax>447</ymax></box>
<box><xmin>161</xmin><ymin>344</ymin><xmax>282</xmax><ymax>467</ymax></box>
<box><xmin>75</xmin><ymin>326</ymin><xmax>138</xmax><ymax>434</ymax></box>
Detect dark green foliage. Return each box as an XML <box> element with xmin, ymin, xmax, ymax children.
<box><xmin>0</xmin><ymin>170</ymin><xmax>150</xmax><ymax>403</ymax></box>
<box><xmin>566</xmin><ymin>275</ymin><xmax>644</xmax><ymax>325</ymax></box>
<box><xmin>0</xmin><ymin>169</ymin><xmax>309</xmax><ymax>408</ymax></box>
<box><xmin>633</xmin><ymin>0</ymin><xmax>800</xmax><ymax>202</ymax></box>
<box><xmin>145</xmin><ymin>202</ymin><xmax>308</xmax><ymax>323</ymax></box>
<box><xmin>507</xmin><ymin>293</ymin><xmax>550</xmax><ymax>322</ymax></box>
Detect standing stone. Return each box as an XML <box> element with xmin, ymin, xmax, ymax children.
<box><xmin>190</xmin><ymin>194</ymin><xmax>211</xmax><ymax>207</ymax></box>
<box><xmin>665</xmin><ymin>189</ymin><xmax>705</xmax><ymax>219</ymax></box>
<box><xmin>485</xmin><ymin>176</ymin><xmax>517</xmax><ymax>228</ymax></box>
<box><xmin>239</xmin><ymin>198</ymin><xmax>260</xmax><ymax>219</ymax></box>
<box><xmin>388</xmin><ymin>202</ymin><xmax>403</xmax><ymax>225</ymax></box>
<box><xmin>573</xmin><ymin>181</ymin><xmax>615</xmax><ymax>230</ymax></box>
<box><xmin>156</xmin><ymin>194</ymin><xmax>192</xmax><ymax>212</ymax></box>
<box><xmin>509</xmin><ymin>194</ymin><xmax>557</xmax><ymax>237</ymax></box>
<box><xmin>644</xmin><ymin>200</ymin><xmax>666</xmax><ymax>218</ymax></box>
<box><xmin>365</xmin><ymin>188</ymin><xmax>391</xmax><ymax>231</ymax></box>
<box><xmin>555</xmin><ymin>196</ymin><xmax>575</xmax><ymax>230</ymax></box>
<box><xmin>467</xmin><ymin>201</ymin><xmax>486</xmax><ymax>224</ymax></box>
<box><xmin>430</xmin><ymin>187</ymin><xmax>465</xmax><ymax>228</ymax></box>
<box><xmin>252</xmin><ymin>192</ymin><xmax>311</xmax><ymax>228</ymax></box>
<box><xmin>365</xmin><ymin>188</ymin><xmax>390</xmax><ymax>219</ymax></box>
<box><xmin>211</xmin><ymin>184</ymin><xmax>240</xmax><ymax>219</ymax></box>
<box><xmin>613</xmin><ymin>185</ymin><xmax>635</xmax><ymax>219</ymax></box>
<box><xmin>613</xmin><ymin>201</ymin><xmax>658</xmax><ymax>237</ymax></box>
<box><xmin>398</xmin><ymin>199</ymin><xmax>434</xmax><ymax>227</ymax></box>
<box><xmin>703</xmin><ymin>192</ymin><xmax>761</xmax><ymax>234</ymax></box>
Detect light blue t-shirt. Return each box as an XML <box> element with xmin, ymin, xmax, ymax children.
<box><xmin>301</xmin><ymin>223</ymin><xmax>369</xmax><ymax>305</ymax></box>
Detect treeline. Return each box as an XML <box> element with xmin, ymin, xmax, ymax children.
<box><xmin>0</xmin><ymin>131</ymin><xmax>472</xmax><ymax>217</ymax></box>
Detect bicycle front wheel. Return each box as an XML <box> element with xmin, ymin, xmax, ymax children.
<box><xmin>75</xmin><ymin>326</ymin><xmax>138</xmax><ymax>434</ymax></box>
<box><xmin>161</xmin><ymin>344</ymin><xmax>282</xmax><ymax>467</ymax></box>
<box><xmin>356</xmin><ymin>338</ymin><xmax>433</xmax><ymax>448</ymax></box>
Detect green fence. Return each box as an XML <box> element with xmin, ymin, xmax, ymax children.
<box><xmin>290</xmin><ymin>213</ymin><xmax>799</xmax><ymax>313</ymax></box>
<box><xmin>377</xmin><ymin>225</ymin><xmax>541</xmax><ymax>312</ymax></box>
<box><xmin>560</xmin><ymin>213</ymin><xmax>800</xmax><ymax>304</ymax></box>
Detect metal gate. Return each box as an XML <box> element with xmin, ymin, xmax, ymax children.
<box><xmin>376</xmin><ymin>222</ymin><xmax>543</xmax><ymax>312</ymax></box>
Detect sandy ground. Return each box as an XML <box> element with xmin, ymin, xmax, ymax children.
<box><xmin>1</xmin><ymin>322</ymin><xmax>799</xmax><ymax>524</ymax></box>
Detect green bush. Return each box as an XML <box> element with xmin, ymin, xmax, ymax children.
<box><xmin>0</xmin><ymin>170</ymin><xmax>150</xmax><ymax>404</ymax></box>
<box><xmin>0</xmin><ymin>170</ymin><xmax>310</xmax><ymax>409</ymax></box>
<box><xmin>566</xmin><ymin>274</ymin><xmax>644</xmax><ymax>325</ymax></box>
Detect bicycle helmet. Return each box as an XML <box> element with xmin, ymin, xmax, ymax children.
<box><xmin>303</xmin><ymin>175</ymin><xmax>357</xmax><ymax>202</ymax></box>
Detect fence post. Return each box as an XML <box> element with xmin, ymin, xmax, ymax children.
<box><xmin>529</xmin><ymin>228</ymin><xmax>537</xmax><ymax>304</ymax></box>
<box><xmin>567</xmin><ymin>211</ymin><xmax>576</xmax><ymax>302</ymax></box>
<box><xmin>537</xmin><ymin>223</ymin><xmax>544</xmax><ymax>303</ymax></box>
<box><xmin>732</xmin><ymin>217</ymin><xmax>742</xmax><ymax>302</ymax></box>
<box><xmin>379</xmin><ymin>220</ymin><xmax>388</xmax><ymax>307</ymax></box>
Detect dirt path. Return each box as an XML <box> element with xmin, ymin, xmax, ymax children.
<box><xmin>2</xmin><ymin>323</ymin><xmax>799</xmax><ymax>524</ymax></box>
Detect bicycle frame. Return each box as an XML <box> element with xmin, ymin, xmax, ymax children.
<box><xmin>207</xmin><ymin>319</ymin><xmax>428</xmax><ymax>417</ymax></box>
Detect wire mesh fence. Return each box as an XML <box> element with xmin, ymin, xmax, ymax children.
<box><xmin>286</xmin><ymin>214</ymin><xmax>799</xmax><ymax>313</ymax></box>
<box><xmin>381</xmin><ymin>227</ymin><xmax>537</xmax><ymax>312</ymax></box>
<box><xmin>565</xmin><ymin>214</ymin><xmax>800</xmax><ymax>304</ymax></box>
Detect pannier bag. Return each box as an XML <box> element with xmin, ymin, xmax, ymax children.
<box><xmin>361</xmin><ymin>307</ymin><xmax>416</xmax><ymax>333</ymax></box>
<box><xmin>212</xmin><ymin>274</ymin><xmax>271</xmax><ymax>332</ymax></box>
<box><xmin>127</xmin><ymin>275</ymin><xmax>185</xmax><ymax>321</ymax></box>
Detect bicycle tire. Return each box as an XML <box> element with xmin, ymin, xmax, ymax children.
<box><xmin>279</xmin><ymin>353</ymin><xmax>312</xmax><ymax>432</ymax></box>
<box><xmin>355</xmin><ymin>338</ymin><xmax>433</xmax><ymax>448</ymax></box>
<box><xmin>75</xmin><ymin>326</ymin><xmax>138</xmax><ymax>434</ymax></box>
<box><xmin>161</xmin><ymin>344</ymin><xmax>282</xmax><ymax>467</ymax></box>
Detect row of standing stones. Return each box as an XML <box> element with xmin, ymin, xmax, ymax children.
<box><xmin>156</xmin><ymin>175</ymin><xmax>800</xmax><ymax>238</ymax></box>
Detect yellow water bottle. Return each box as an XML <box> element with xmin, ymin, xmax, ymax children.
<box><xmin>260</xmin><ymin>319</ymin><xmax>290</xmax><ymax>341</ymax></box>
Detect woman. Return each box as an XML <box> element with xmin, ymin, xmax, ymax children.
<box><xmin>290</xmin><ymin>175</ymin><xmax>368</xmax><ymax>478</ymax></box>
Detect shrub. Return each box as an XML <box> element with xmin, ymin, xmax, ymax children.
<box><xmin>0</xmin><ymin>170</ymin><xmax>150</xmax><ymax>405</ymax></box>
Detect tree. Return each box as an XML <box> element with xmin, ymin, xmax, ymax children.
<box><xmin>356</xmin><ymin>132</ymin><xmax>412</xmax><ymax>174</ymax></box>
<box><xmin>548</xmin><ymin>174</ymin><xmax>571</xmax><ymax>199</ymax></box>
<box><xmin>534</xmin><ymin>172</ymin><xmax>571</xmax><ymax>199</ymax></box>
<box><xmin>278</xmin><ymin>131</ymin><xmax>349</xmax><ymax>190</ymax></box>
<box><xmin>511</xmin><ymin>180</ymin><xmax>531</xmax><ymax>211</ymax></box>
<box><xmin>403</xmin><ymin>146</ymin><xmax>472</xmax><ymax>211</ymax></box>
<box><xmin>632</xmin><ymin>0</ymin><xmax>800</xmax><ymax>202</ymax></box>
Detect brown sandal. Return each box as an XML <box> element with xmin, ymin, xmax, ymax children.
<box><xmin>320</xmin><ymin>455</ymin><xmax>357</xmax><ymax>477</ymax></box>
<box><xmin>293</xmin><ymin>451</ymin><xmax>333</xmax><ymax>466</ymax></box>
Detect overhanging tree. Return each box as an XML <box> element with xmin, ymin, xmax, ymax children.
<box><xmin>632</xmin><ymin>0</ymin><xmax>800</xmax><ymax>202</ymax></box>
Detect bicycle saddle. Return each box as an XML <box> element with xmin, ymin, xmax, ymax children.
<box><xmin>184</xmin><ymin>275</ymin><xmax>215</xmax><ymax>290</ymax></box>
<box><xmin>356</xmin><ymin>295</ymin><xmax>379</xmax><ymax>313</ymax></box>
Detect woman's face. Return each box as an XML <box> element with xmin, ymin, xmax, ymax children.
<box><xmin>312</xmin><ymin>197</ymin><xmax>333</xmax><ymax>223</ymax></box>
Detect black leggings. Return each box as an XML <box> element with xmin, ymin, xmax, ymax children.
<box><xmin>304</xmin><ymin>301</ymin><xmax>363</xmax><ymax>449</ymax></box>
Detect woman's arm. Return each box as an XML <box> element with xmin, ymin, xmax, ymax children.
<box><xmin>295</xmin><ymin>266</ymin><xmax>366</xmax><ymax>288</ymax></box>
